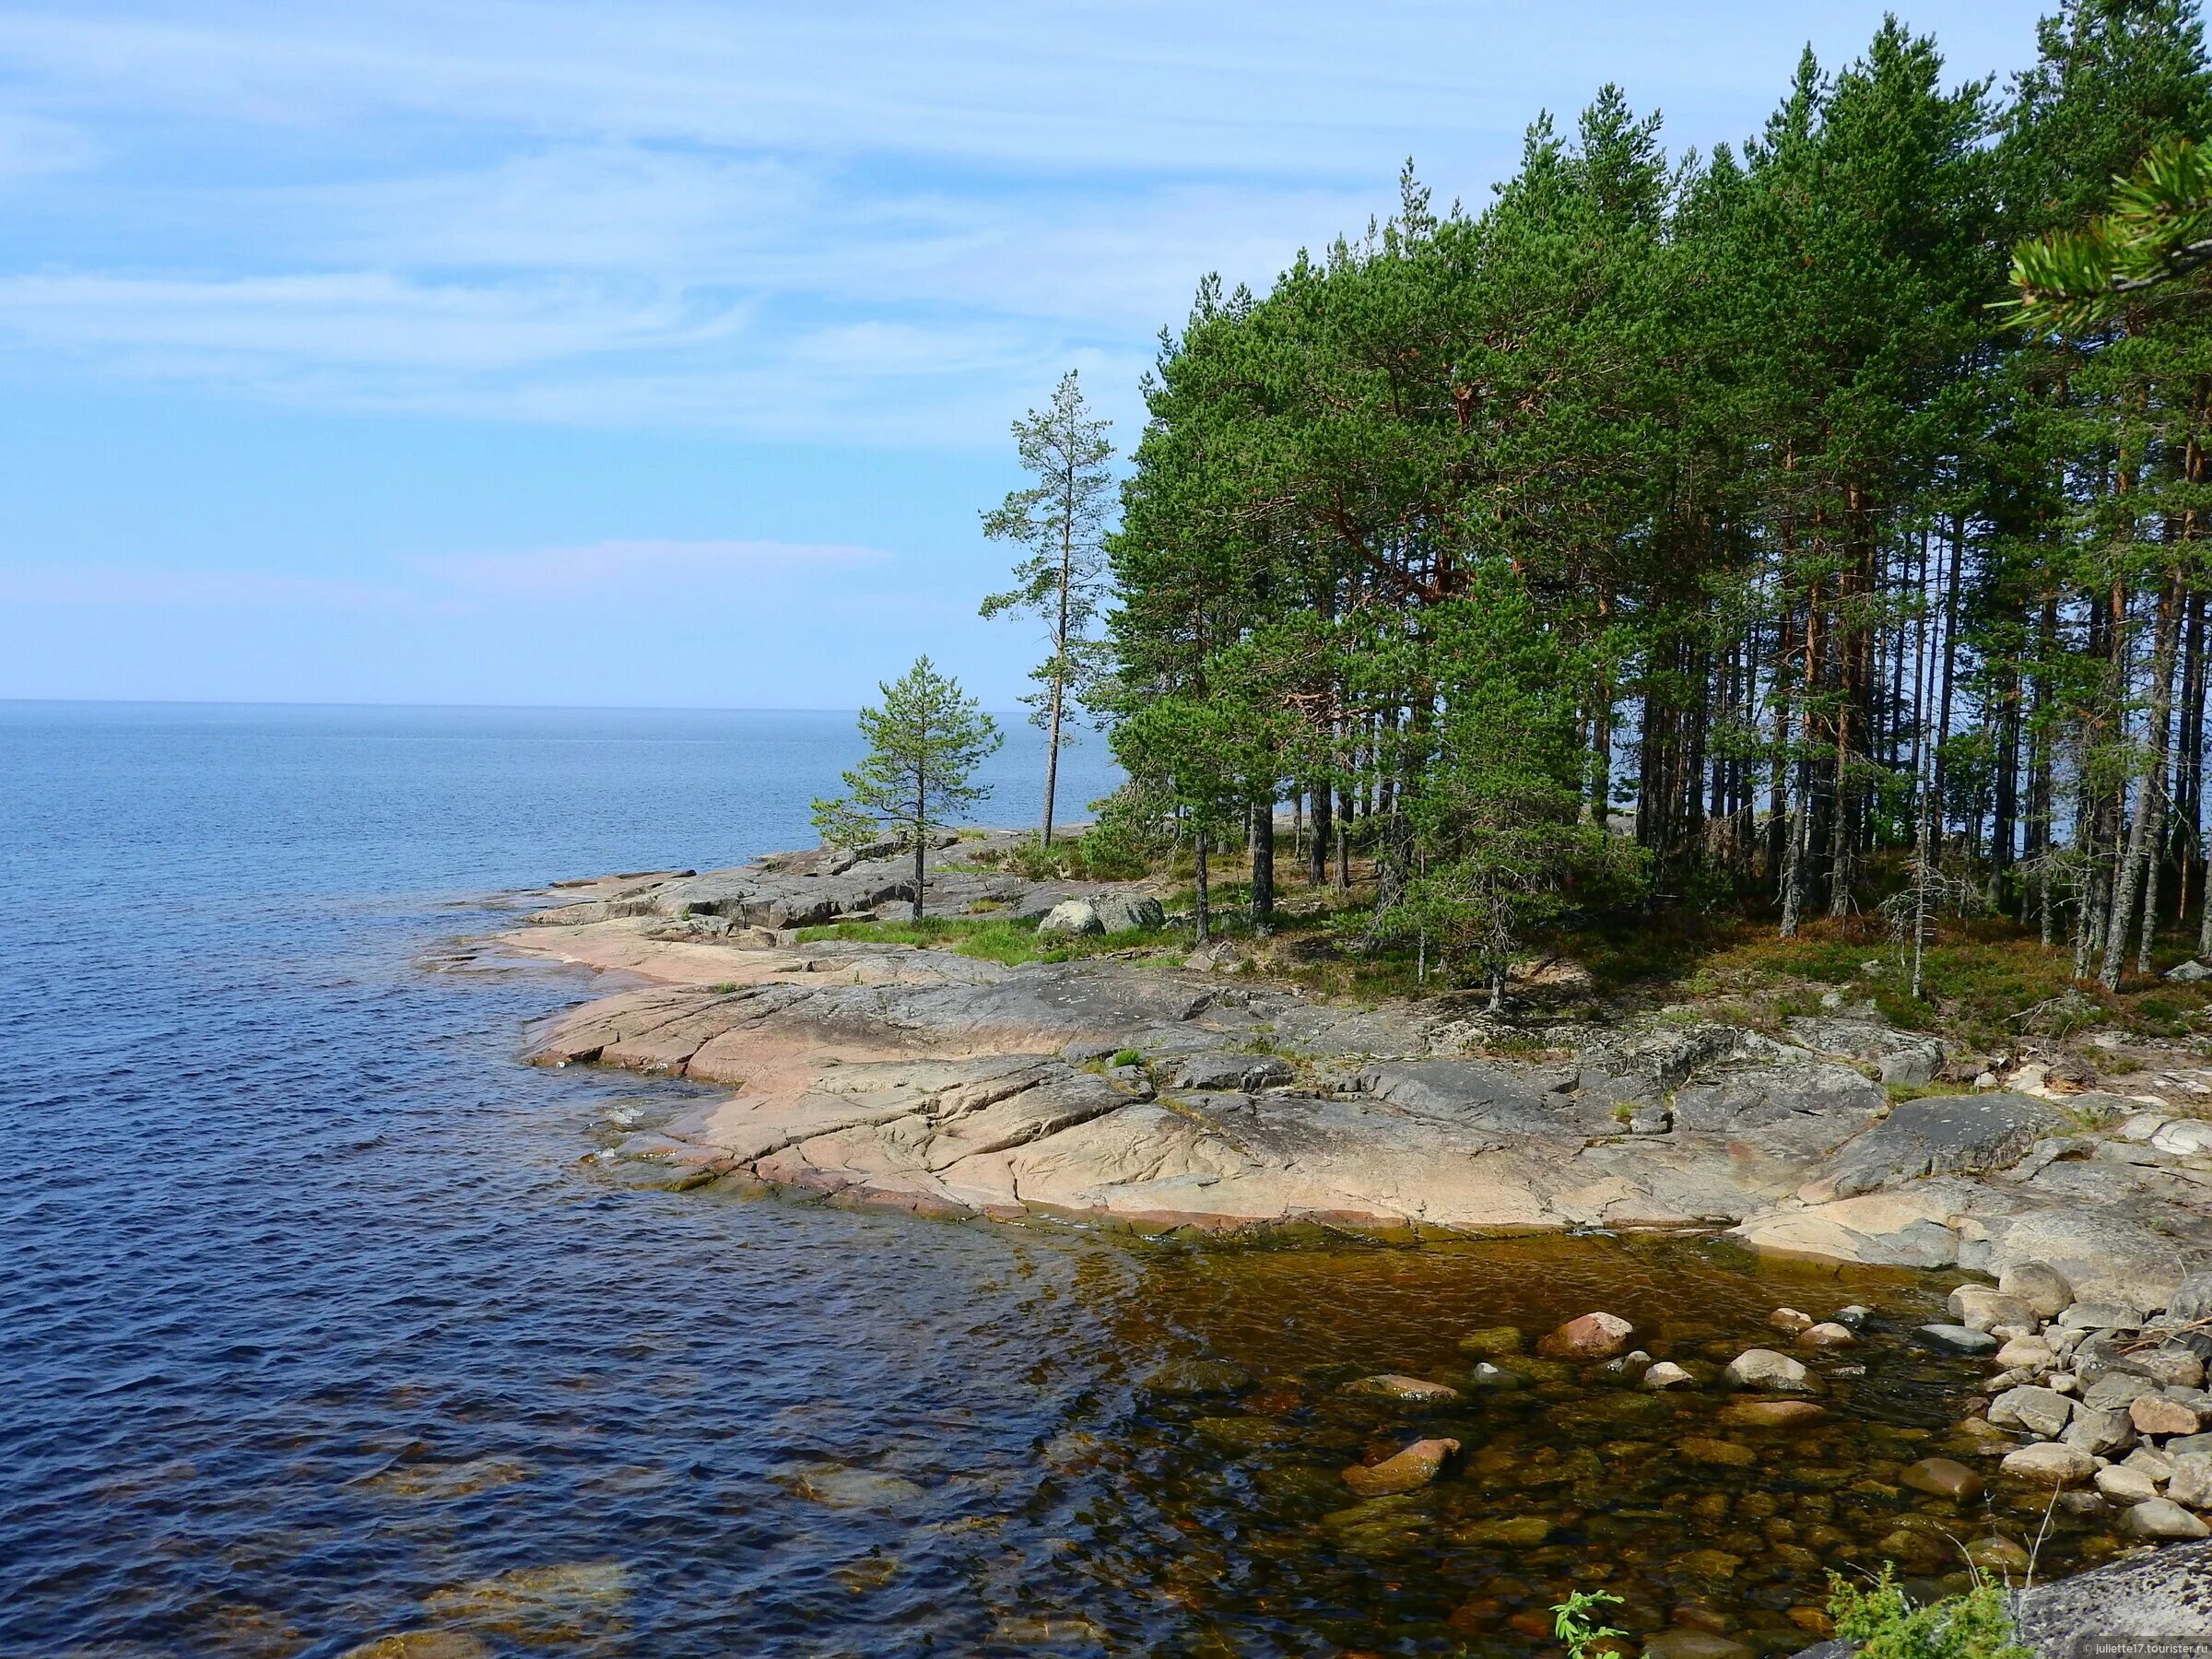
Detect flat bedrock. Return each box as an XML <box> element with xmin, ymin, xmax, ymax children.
<box><xmin>503</xmin><ymin>851</ymin><xmax>2212</xmax><ymax>1305</ymax></box>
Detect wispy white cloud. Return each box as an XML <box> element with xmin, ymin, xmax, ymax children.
<box><xmin>0</xmin><ymin>1</ymin><xmax>2044</xmax><ymax>440</ymax></box>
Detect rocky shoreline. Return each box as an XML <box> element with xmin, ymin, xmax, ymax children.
<box><xmin>500</xmin><ymin>837</ymin><xmax>2212</xmax><ymax>1313</ymax></box>
<box><xmin>478</xmin><ymin>836</ymin><xmax>2212</xmax><ymax>1651</ymax></box>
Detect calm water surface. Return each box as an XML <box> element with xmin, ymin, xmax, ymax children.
<box><xmin>0</xmin><ymin>704</ymin><xmax>2100</xmax><ymax>1659</ymax></box>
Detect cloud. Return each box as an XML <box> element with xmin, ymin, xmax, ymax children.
<box><xmin>0</xmin><ymin>1</ymin><xmax>2046</xmax><ymax>441</ymax></box>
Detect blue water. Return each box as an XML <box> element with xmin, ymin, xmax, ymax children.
<box><xmin>1</xmin><ymin>701</ymin><xmax>1988</xmax><ymax>1659</ymax></box>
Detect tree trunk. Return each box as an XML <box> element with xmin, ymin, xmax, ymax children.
<box><xmin>2103</xmin><ymin>571</ymin><xmax>2184</xmax><ymax>988</ymax></box>
<box><xmin>1310</xmin><ymin>774</ymin><xmax>1333</xmax><ymax>888</ymax></box>
<box><xmin>1193</xmin><ymin>830</ymin><xmax>1211</xmax><ymax>946</ymax></box>
<box><xmin>1250</xmin><ymin>796</ymin><xmax>1275</xmax><ymax>932</ymax></box>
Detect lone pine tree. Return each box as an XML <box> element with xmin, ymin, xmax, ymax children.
<box><xmin>811</xmin><ymin>657</ymin><xmax>1003</xmax><ymax>920</ymax></box>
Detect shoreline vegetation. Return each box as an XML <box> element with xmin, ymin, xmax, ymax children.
<box><xmin>901</xmin><ymin>4</ymin><xmax>2212</xmax><ymax>1033</ymax></box>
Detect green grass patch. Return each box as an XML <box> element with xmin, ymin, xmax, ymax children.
<box><xmin>1109</xmin><ymin>1047</ymin><xmax>1143</xmax><ymax>1068</ymax></box>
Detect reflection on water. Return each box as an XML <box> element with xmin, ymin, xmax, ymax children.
<box><xmin>0</xmin><ymin>706</ymin><xmax>2132</xmax><ymax>1658</ymax></box>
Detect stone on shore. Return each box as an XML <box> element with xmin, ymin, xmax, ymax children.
<box><xmin>1998</xmin><ymin>1260</ymin><xmax>2075</xmax><ymax>1318</ymax></box>
<box><xmin>2000</xmin><ymin>1441</ymin><xmax>2095</xmax><ymax>1485</ymax></box>
<box><xmin>1914</xmin><ymin>1324</ymin><xmax>1999</xmax><ymax>1356</ymax></box>
<box><xmin>2095</xmin><ymin>1465</ymin><xmax>2160</xmax><ymax>1505</ymax></box>
<box><xmin>1989</xmin><ymin>1385</ymin><xmax>2076</xmax><ymax>1439</ymax></box>
<box><xmin>2121</xmin><ymin>1498</ymin><xmax>2211</xmax><ymax>1540</ymax></box>
<box><xmin>1342</xmin><ymin>1437</ymin><xmax>1459</xmax><ymax>1497</ymax></box>
<box><xmin>2133</xmin><ymin>1394</ymin><xmax>2206</xmax><ymax>1438</ymax></box>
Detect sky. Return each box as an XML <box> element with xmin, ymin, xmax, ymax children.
<box><xmin>0</xmin><ymin>1</ymin><xmax>2053</xmax><ymax>710</ymax></box>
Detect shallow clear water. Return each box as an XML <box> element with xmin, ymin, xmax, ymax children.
<box><xmin>0</xmin><ymin>703</ymin><xmax>2112</xmax><ymax>1659</ymax></box>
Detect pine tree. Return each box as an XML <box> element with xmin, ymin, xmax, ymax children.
<box><xmin>981</xmin><ymin>371</ymin><xmax>1115</xmax><ymax>852</ymax></box>
<box><xmin>812</xmin><ymin>658</ymin><xmax>1003</xmax><ymax>920</ymax></box>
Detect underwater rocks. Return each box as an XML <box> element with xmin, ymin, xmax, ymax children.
<box><xmin>1342</xmin><ymin>1437</ymin><xmax>1460</xmax><ymax>1497</ymax></box>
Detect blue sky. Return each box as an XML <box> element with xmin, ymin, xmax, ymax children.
<box><xmin>0</xmin><ymin>1</ymin><xmax>2048</xmax><ymax>708</ymax></box>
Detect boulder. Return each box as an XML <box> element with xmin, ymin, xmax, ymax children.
<box><xmin>1914</xmin><ymin>1324</ymin><xmax>1999</xmax><ymax>1357</ymax></box>
<box><xmin>1997</xmin><ymin>1260</ymin><xmax>2075</xmax><ymax>1318</ymax></box>
<box><xmin>2169</xmin><ymin>1452</ymin><xmax>2212</xmax><ymax>1509</ymax></box>
<box><xmin>1037</xmin><ymin>900</ymin><xmax>1103</xmax><ymax>937</ymax></box>
<box><xmin>1723</xmin><ymin>1348</ymin><xmax>1816</xmax><ymax>1393</ymax></box>
<box><xmin>2165</xmin><ymin>959</ymin><xmax>2212</xmax><ymax>982</ymax></box>
<box><xmin>2082</xmin><ymin>1372</ymin><xmax>2157</xmax><ymax>1413</ymax></box>
<box><xmin>2061</xmin><ymin>1406</ymin><xmax>2136</xmax><ymax>1458</ymax></box>
<box><xmin>1343</xmin><ymin>1373</ymin><xmax>1463</xmax><ymax>1405</ymax></box>
<box><xmin>1091</xmin><ymin>894</ymin><xmax>1166</xmax><ymax>934</ymax></box>
<box><xmin>2171</xmin><ymin>1273</ymin><xmax>2212</xmax><ymax>1324</ymax></box>
<box><xmin>1900</xmin><ymin>1457</ymin><xmax>1983</xmax><ymax>1501</ymax></box>
<box><xmin>1719</xmin><ymin>1399</ymin><xmax>1826</xmax><ymax>1429</ymax></box>
<box><xmin>1770</xmin><ymin>1306</ymin><xmax>1815</xmax><ymax>1334</ymax></box>
<box><xmin>1342</xmin><ymin>1437</ymin><xmax>1459</xmax><ymax>1497</ymax></box>
<box><xmin>2095</xmin><ymin>1465</ymin><xmax>2161</xmax><ymax>1505</ymax></box>
<box><xmin>2134</xmin><ymin>1394</ymin><xmax>2206</xmax><ymax>1437</ymax></box>
<box><xmin>1799</xmin><ymin>1323</ymin><xmax>1856</xmax><ymax>1350</ymax></box>
<box><xmin>1994</xmin><ymin>1335</ymin><xmax>2055</xmax><ymax>1371</ymax></box>
<box><xmin>1823</xmin><ymin>1092</ymin><xmax>2066</xmax><ymax>1195</ymax></box>
<box><xmin>2058</xmin><ymin>1300</ymin><xmax>2145</xmax><ymax>1330</ymax></box>
<box><xmin>2000</xmin><ymin>1441</ymin><xmax>2095</xmax><ymax>1485</ymax></box>
<box><xmin>1644</xmin><ymin>1361</ymin><xmax>1697</xmax><ymax>1391</ymax></box>
<box><xmin>1990</xmin><ymin>1385</ymin><xmax>2076</xmax><ymax>1439</ymax></box>
<box><xmin>1538</xmin><ymin>1312</ymin><xmax>1637</xmax><ymax>1360</ymax></box>
<box><xmin>2122</xmin><ymin>1498</ymin><xmax>2212</xmax><ymax>1539</ymax></box>
<box><xmin>1949</xmin><ymin>1285</ymin><xmax>2040</xmax><ymax>1333</ymax></box>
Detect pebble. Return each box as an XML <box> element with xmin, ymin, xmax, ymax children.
<box><xmin>1768</xmin><ymin>1308</ymin><xmax>1813</xmax><ymax>1335</ymax></box>
<box><xmin>1465</xmin><ymin>1361</ymin><xmax>1523</xmax><ymax>1390</ymax></box>
<box><xmin>1965</xmin><ymin>1535</ymin><xmax>2032</xmax><ymax>1573</ymax></box>
<box><xmin>1799</xmin><ymin>1323</ymin><xmax>1855</xmax><ymax>1350</ymax></box>
<box><xmin>1643</xmin><ymin>1361</ymin><xmax>1696</xmax><ymax>1391</ymax></box>
<box><xmin>1833</xmin><ymin>1305</ymin><xmax>1874</xmax><ymax>1331</ymax></box>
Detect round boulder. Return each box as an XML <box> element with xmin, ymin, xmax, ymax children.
<box><xmin>1722</xmin><ymin>1348</ymin><xmax>1817</xmax><ymax>1394</ymax></box>
<box><xmin>1538</xmin><ymin>1312</ymin><xmax>1636</xmax><ymax>1360</ymax></box>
